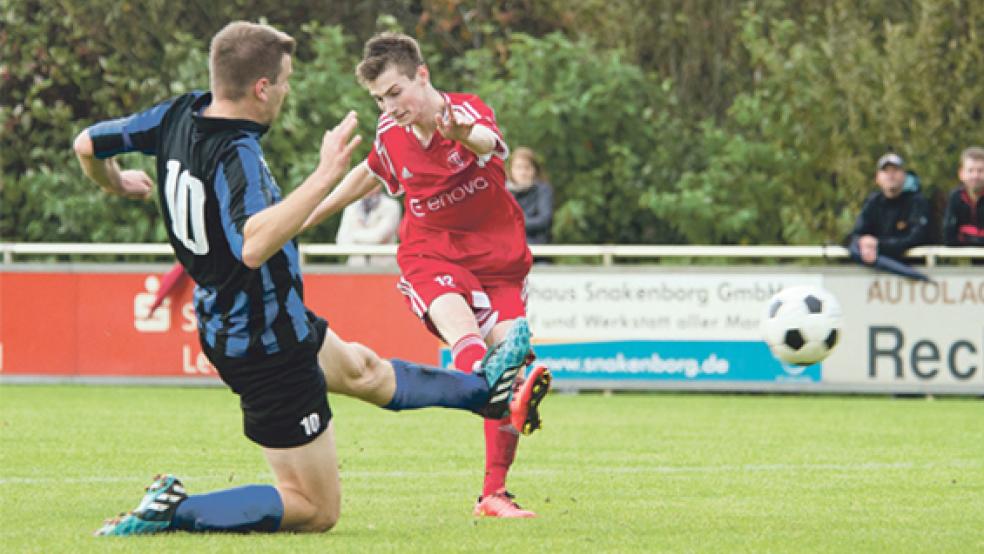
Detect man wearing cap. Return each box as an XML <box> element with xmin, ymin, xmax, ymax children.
<box><xmin>845</xmin><ymin>153</ymin><xmax>931</xmax><ymax>276</ymax></box>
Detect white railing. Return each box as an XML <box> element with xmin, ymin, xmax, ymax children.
<box><xmin>2</xmin><ymin>242</ymin><xmax>983</xmax><ymax>266</ymax></box>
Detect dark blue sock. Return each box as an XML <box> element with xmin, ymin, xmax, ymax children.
<box><xmin>170</xmin><ymin>485</ymin><xmax>283</xmax><ymax>533</ymax></box>
<box><xmin>384</xmin><ymin>359</ymin><xmax>489</xmax><ymax>412</ymax></box>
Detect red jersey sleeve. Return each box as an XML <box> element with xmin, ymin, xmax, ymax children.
<box><xmin>448</xmin><ymin>94</ymin><xmax>509</xmax><ymax>164</ymax></box>
<box><xmin>366</xmin><ymin>126</ymin><xmax>404</xmax><ymax>196</ymax></box>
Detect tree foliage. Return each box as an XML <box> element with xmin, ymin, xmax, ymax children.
<box><xmin>460</xmin><ymin>33</ymin><xmax>691</xmax><ymax>243</ymax></box>
<box><xmin>647</xmin><ymin>1</ymin><xmax>984</xmax><ymax>244</ymax></box>
<box><xmin>3</xmin><ymin>0</ymin><xmax>984</xmax><ymax>246</ymax></box>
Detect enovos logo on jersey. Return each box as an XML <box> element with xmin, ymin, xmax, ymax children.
<box><xmin>409</xmin><ymin>176</ymin><xmax>490</xmax><ymax>217</ymax></box>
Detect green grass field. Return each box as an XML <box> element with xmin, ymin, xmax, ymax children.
<box><xmin>0</xmin><ymin>385</ymin><xmax>981</xmax><ymax>553</ymax></box>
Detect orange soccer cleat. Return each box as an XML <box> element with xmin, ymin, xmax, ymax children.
<box><xmin>473</xmin><ymin>489</ymin><xmax>537</xmax><ymax>518</ymax></box>
<box><xmin>504</xmin><ymin>365</ymin><xmax>551</xmax><ymax>436</ymax></box>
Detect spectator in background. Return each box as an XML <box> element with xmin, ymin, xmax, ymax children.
<box><xmin>335</xmin><ymin>184</ymin><xmax>400</xmax><ymax>266</ymax></box>
<box><xmin>941</xmin><ymin>146</ymin><xmax>984</xmax><ymax>247</ymax></box>
<box><xmin>846</xmin><ymin>152</ymin><xmax>931</xmax><ymax>280</ymax></box>
<box><xmin>506</xmin><ymin>147</ymin><xmax>554</xmax><ymax>246</ymax></box>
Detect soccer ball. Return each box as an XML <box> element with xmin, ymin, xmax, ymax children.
<box><xmin>761</xmin><ymin>285</ymin><xmax>843</xmax><ymax>366</ymax></box>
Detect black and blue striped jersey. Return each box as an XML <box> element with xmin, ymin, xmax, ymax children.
<box><xmin>88</xmin><ymin>92</ymin><xmax>317</xmax><ymax>361</ymax></box>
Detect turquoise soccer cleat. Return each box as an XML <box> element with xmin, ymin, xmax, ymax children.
<box><xmin>476</xmin><ymin>318</ymin><xmax>531</xmax><ymax>419</ymax></box>
<box><xmin>95</xmin><ymin>474</ymin><xmax>188</xmax><ymax>536</ymax></box>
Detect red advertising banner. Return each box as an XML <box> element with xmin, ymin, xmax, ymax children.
<box><xmin>0</xmin><ymin>270</ymin><xmax>441</xmax><ymax>378</ymax></box>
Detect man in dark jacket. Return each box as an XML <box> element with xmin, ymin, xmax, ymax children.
<box><xmin>846</xmin><ymin>153</ymin><xmax>931</xmax><ymax>279</ymax></box>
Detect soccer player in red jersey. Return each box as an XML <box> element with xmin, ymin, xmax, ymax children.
<box><xmin>304</xmin><ymin>33</ymin><xmax>551</xmax><ymax>518</ymax></box>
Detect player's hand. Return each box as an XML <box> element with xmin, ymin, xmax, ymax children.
<box><xmin>435</xmin><ymin>104</ymin><xmax>475</xmax><ymax>143</ymax></box>
<box><xmin>118</xmin><ymin>170</ymin><xmax>154</xmax><ymax>200</ymax></box>
<box><xmin>318</xmin><ymin>111</ymin><xmax>362</xmax><ymax>177</ymax></box>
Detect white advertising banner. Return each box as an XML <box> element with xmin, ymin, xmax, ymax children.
<box><xmin>517</xmin><ymin>270</ymin><xmax>984</xmax><ymax>394</ymax></box>
<box><xmin>824</xmin><ymin>274</ymin><xmax>984</xmax><ymax>392</ymax></box>
<box><xmin>518</xmin><ymin>272</ymin><xmax>827</xmax><ymax>388</ymax></box>
<box><xmin>526</xmin><ymin>272</ymin><xmax>822</xmax><ymax>340</ymax></box>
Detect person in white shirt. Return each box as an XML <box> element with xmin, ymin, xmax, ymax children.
<box><xmin>334</xmin><ymin>184</ymin><xmax>400</xmax><ymax>266</ymax></box>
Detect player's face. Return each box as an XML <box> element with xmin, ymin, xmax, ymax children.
<box><xmin>875</xmin><ymin>165</ymin><xmax>905</xmax><ymax>198</ymax></box>
<box><xmin>262</xmin><ymin>54</ymin><xmax>292</xmax><ymax>124</ymax></box>
<box><xmin>959</xmin><ymin>158</ymin><xmax>984</xmax><ymax>195</ymax></box>
<box><xmin>368</xmin><ymin>64</ymin><xmax>427</xmax><ymax>126</ymax></box>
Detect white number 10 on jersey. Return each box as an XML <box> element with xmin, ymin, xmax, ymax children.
<box><xmin>164</xmin><ymin>160</ymin><xmax>209</xmax><ymax>255</ymax></box>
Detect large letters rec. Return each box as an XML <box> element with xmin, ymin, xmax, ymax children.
<box><xmin>869</xmin><ymin>326</ymin><xmax>982</xmax><ymax>380</ymax></box>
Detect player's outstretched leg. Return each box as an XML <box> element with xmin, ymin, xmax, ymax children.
<box><xmin>475</xmin><ymin>318</ymin><xmax>531</xmax><ymax>419</ymax></box>
<box><xmin>504</xmin><ymin>365</ymin><xmax>552</xmax><ymax>436</ymax></box>
<box><xmin>95</xmin><ymin>474</ymin><xmax>188</xmax><ymax>536</ymax></box>
<box><xmin>320</xmin><ymin>325</ymin><xmax>524</xmax><ymax>416</ymax></box>
<box><xmin>374</xmin><ymin>319</ymin><xmax>530</xmax><ymax>417</ymax></box>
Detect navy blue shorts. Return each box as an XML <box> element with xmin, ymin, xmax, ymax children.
<box><xmin>205</xmin><ymin>317</ymin><xmax>332</xmax><ymax>449</ymax></box>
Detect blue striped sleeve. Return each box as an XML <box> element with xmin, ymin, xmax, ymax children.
<box><xmin>233</xmin><ymin>142</ymin><xmax>271</xmax><ymax>218</ymax></box>
<box><xmin>214</xmin><ymin>142</ymin><xmax>273</xmax><ymax>261</ymax></box>
<box><xmin>88</xmin><ymin>98</ymin><xmax>177</xmax><ymax>159</ymax></box>
<box><xmin>214</xmin><ymin>162</ymin><xmax>245</xmax><ymax>262</ymax></box>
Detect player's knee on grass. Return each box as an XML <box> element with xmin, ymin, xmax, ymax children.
<box><xmin>276</xmin><ymin>483</ymin><xmax>341</xmax><ymax>533</ymax></box>
<box><xmin>306</xmin><ymin>476</ymin><xmax>341</xmax><ymax>532</ymax></box>
<box><xmin>300</xmin><ymin>509</ymin><xmax>339</xmax><ymax>533</ymax></box>
<box><xmin>285</xmin><ymin>506</ymin><xmax>339</xmax><ymax>533</ymax></box>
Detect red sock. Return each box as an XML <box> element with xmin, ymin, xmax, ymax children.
<box><xmin>148</xmin><ymin>262</ymin><xmax>188</xmax><ymax>314</ymax></box>
<box><xmin>482</xmin><ymin>417</ymin><xmax>519</xmax><ymax>496</ymax></box>
<box><xmin>451</xmin><ymin>333</ymin><xmax>487</xmax><ymax>374</ymax></box>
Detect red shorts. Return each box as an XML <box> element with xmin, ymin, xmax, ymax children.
<box><xmin>397</xmin><ymin>257</ymin><xmax>528</xmax><ymax>340</ymax></box>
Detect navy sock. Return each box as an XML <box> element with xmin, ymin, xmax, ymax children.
<box><xmin>384</xmin><ymin>359</ymin><xmax>489</xmax><ymax>412</ymax></box>
<box><xmin>170</xmin><ymin>484</ymin><xmax>283</xmax><ymax>533</ymax></box>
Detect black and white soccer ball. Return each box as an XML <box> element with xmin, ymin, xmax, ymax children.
<box><xmin>761</xmin><ymin>285</ymin><xmax>843</xmax><ymax>366</ymax></box>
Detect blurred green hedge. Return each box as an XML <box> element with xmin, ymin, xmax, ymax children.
<box><xmin>3</xmin><ymin>1</ymin><xmax>983</xmax><ymax>245</ymax></box>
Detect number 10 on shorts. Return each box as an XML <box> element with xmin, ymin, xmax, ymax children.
<box><xmin>299</xmin><ymin>413</ymin><xmax>321</xmax><ymax>436</ymax></box>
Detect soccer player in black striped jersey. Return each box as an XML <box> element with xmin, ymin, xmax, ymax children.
<box><xmin>74</xmin><ymin>21</ymin><xmax>531</xmax><ymax>537</ymax></box>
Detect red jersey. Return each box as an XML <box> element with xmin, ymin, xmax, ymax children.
<box><xmin>366</xmin><ymin>93</ymin><xmax>531</xmax><ymax>283</ymax></box>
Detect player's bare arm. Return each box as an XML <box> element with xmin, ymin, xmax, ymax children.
<box><xmin>300</xmin><ymin>160</ymin><xmax>378</xmax><ymax>232</ymax></box>
<box><xmin>241</xmin><ymin>111</ymin><xmax>361</xmax><ymax>268</ymax></box>
<box><xmin>73</xmin><ymin>131</ymin><xmax>153</xmax><ymax>200</ymax></box>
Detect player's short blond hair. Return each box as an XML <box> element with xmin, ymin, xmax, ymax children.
<box><xmin>959</xmin><ymin>146</ymin><xmax>984</xmax><ymax>167</ymax></box>
<box><xmin>356</xmin><ymin>32</ymin><xmax>424</xmax><ymax>85</ymax></box>
<box><xmin>209</xmin><ymin>21</ymin><xmax>296</xmax><ymax>101</ymax></box>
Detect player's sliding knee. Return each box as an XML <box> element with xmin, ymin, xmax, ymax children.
<box><xmin>304</xmin><ymin>511</ymin><xmax>339</xmax><ymax>533</ymax></box>
<box><xmin>288</xmin><ymin>496</ymin><xmax>340</xmax><ymax>533</ymax></box>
